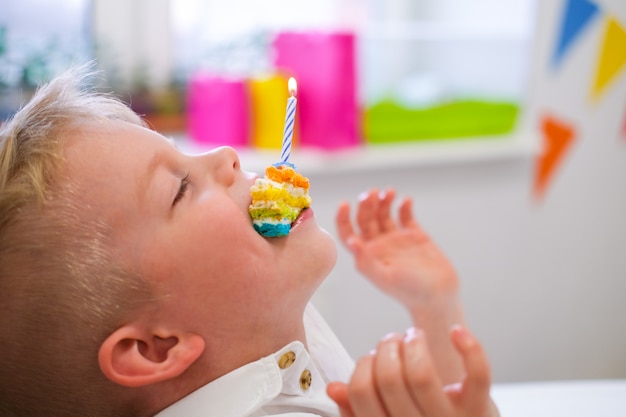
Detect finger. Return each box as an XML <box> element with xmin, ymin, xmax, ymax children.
<box><xmin>356</xmin><ymin>189</ymin><xmax>381</xmax><ymax>240</ymax></box>
<box><xmin>377</xmin><ymin>189</ymin><xmax>397</xmax><ymax>233</ymax></box>
<box><xmin>346</xmin><ymin>353</ymin><xmax>388</xmax><ymax>417</ymax></box>
<box><xmin>374</xmin><ymin>334</ymin><xmax>424</xmax><ymax>417</ymax></box>
<box><xmin>398</xmin><ymin>197</ymin><xmax>419</xmax><ymax>230</ymax></box>
<box><xmin>449</xmin><ymin>325</ymin><xmax>491</xmax><ymax>415</ymax></box>
<box><xmin>327</xmin><ymin>382</ymin><xmax>356</xmax><ymax>417</ymax></box>
<box><xmin>398</xmin><ymin>198</ymin><xmax>430</xmax><ymax>242</ymax></box>
<box><xmin>336</xmin><ymin>201</ymin><xmax>358</xmax><ymax>248</ymax></box>
<box><xmin>402</xmin><ymin>328</ymin><xmax>452</xmax><ymax>415</ymax></box>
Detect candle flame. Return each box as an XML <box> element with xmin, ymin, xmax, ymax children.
<box><xmin>288</xmin><ymin>77</ymin><xmax>297</xmax><ymax>97</ymax></box>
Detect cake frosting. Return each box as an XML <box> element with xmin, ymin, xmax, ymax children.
<box><xmin>249</xmin><ymin>163</ymin><xmax>311</xmax><ymax>237</ymax></box>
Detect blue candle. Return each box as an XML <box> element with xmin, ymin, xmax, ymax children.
<box><xmin>280</xmin><ymin>77</ymin><xmax>297</xmax><ymax>164</ymax></box>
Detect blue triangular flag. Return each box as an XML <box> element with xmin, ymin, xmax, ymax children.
<box><xmin>552</xmin><ymin>0</ymin><xmax>600</xmax><ymax>68</ymax></box>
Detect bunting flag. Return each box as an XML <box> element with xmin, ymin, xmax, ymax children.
<box><xmin>591</xmin><ymin>16</ymin><xmax>626</xmax><ymax>100</ymax></box>
<box><xmin>534</xmin><ymin>115</ymin><xmax>576</xmax><ymax>199</ymax></box>
<box><xmin>552</xmin><ymin>0</ymin><xmax>600</xmax><ymax>69</ymax></box>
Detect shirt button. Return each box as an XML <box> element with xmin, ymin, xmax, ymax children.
<box><xmin>278</xmin><ymin>351</ymin><xmax>296</xmax><ymax>369</ymax></box>
<box><xmin>300</xmin><ymin>369</ymin><xmax>312</xmax><ymax>391</ymax></box>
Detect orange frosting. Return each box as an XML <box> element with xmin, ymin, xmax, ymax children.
<box><xmin>265</xmin><ymin>165</ymin><xmax>310</xmax><ymax>189</ymax></box>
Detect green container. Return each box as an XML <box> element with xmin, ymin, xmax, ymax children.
<box><xmin>364</xmin><ymin>99</ymin><xmax>520</xmax><ymax>144</ymax></box>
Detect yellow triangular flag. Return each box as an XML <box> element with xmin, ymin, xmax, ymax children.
<box><xmin>591</xmin><ymin>16</ymin><xmax>626</xmax><ymax>100</ymax></box>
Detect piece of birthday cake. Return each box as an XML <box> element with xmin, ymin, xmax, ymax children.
<box><xmin>249</xmin><ymin>163</ymin><xmax>311</xmax><ymax>237</ymax></box>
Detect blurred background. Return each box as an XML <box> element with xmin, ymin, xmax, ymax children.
<box><xmin>1</xmin><ymin>0</ymin><xmax>625</xmax><ymax>384</ymax></box>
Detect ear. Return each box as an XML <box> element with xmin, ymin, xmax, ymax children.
<box><xmin>98</xmin><ymin>324</ymin><xmax>205</xmax><ymax>387</ymax></box>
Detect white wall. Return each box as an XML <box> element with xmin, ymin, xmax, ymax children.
<box><xmin>311</xmin><ymin>0</ymin><xmax>626</xmax><ymax>383</ymax></box>
<box><xmin>310</xmin><ymin>134</ymin><xmax>626</xmax><ymax>383</ymax></box>
<box><xmin>93</xmin><ymin>0</ymin><xmax>172</xmax><ymax>88</ymax></box>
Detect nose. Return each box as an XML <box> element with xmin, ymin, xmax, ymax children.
<box><xmin>198</xmin><ymin>146</ymin><xmax>240</xmax><ymax>185</ymax></box>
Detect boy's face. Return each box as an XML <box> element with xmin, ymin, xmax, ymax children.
<box><xmin>63</xmin><ymin>121</ymin><xmax>336</xmax><ymax>344</ymax></box>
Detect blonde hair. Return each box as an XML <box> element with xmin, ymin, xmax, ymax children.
<box><xmin>0</xmin><ymin>65</ymin><xmax>154</xmax><ymax>416</ymax></box>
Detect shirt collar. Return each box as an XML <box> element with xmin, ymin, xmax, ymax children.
<box><xmin>156</xmin><ymin>341</ymin><xmax>331</xmax><ymax>417</ymax></box>
<box><xmin>155</xmin><ymin>304</ymin><xmax>352</xmax><ymax>417</ymax></box>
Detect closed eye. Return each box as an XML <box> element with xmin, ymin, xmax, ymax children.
<box><xmin>172</xmin><ymin>174</ymin><xmax>190</xmax><ymax>207</ymax></box>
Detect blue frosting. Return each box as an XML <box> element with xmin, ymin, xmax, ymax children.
<box><xmin>253</xmin><ymin>222</ymin><xmax>291</xmax><ymax>237</ymax></box>
<box><xmin>272</xmin><ymin>161</ymin><xmax>297</xmax><ymax>169</ymax></box>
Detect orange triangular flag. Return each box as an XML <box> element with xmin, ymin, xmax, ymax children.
<box><xmin>534</xmin><ymin>115</ymin><xmax>576</xmax><ymax>199</ymax></box>
<box><xmin>591</xmin><ymin>16</ymin><xmax>626</xmax><ymax>100</ymax></box>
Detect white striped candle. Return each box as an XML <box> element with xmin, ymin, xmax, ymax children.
<box><xmin>280</xmin><ymin>77</ymin><xmax>297</xmax><ymax>164</ymax></box>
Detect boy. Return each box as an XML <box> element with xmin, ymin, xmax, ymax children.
<box><xmin>0</xmin><ymin>67</ymin><xmax>497</xmax><ymax>417</ymax></box>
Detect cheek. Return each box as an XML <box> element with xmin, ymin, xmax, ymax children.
<box><xmin>192</xmin><ymin>200</ymin><xmax>255</xmax><ymax>247</ymax></box>
<box><xmin>140</xmin><ymin>227</ymin><xmax>264</xmax><ymax>311</ymax></box>
<box><xmin>180</xmin><ymin>203</ymin><xmax>266</xmax><ymax>277</ymax></box>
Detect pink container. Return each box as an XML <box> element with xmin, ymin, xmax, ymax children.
<box><xmin>187</xmin><ymin>74</ymin><xmax>249</xmax><ymax>147</ymax></box>
<box><xmin>273</xmin><ymin>31</ymin><xmax>361</xmax><ymax>151</ymax></box>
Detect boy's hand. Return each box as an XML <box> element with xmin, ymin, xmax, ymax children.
<box><xmin>327</xmin><ymin>326</ymin><xmax>498</xmax><ymax>417</ymax></box>
<box><xmin>336</xmin><ymin>189</ymin><xmax>458</xmax><ymax>311</ymax></box>
<box><xmin>336</xmin><ymin>188</ymin><xmax>468</xmax><ymax>383</ymax></box>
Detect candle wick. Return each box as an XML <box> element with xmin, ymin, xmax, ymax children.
<box><xmin>288</xmin><ymin>77</ymin><xmax>298</xmax><ymax>98</ymax></box>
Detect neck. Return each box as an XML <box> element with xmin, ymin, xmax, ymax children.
<box><xmin>146</xmin><ymin>307</ymin><xmax>309</xmax><ymax>415</ymax></box>
<box><xmin>194</xmin><ymin>301</ymin><xmax>309</xmax><ymax>383</ymax></box>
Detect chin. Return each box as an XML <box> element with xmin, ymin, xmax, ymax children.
<box><xmin>312</xmin><ymin>228</ymin><xmax>338</xmax><ymax>279</ymax></box>
<box><xmin>294</xmin><ymin>227</ymin><xmax>337</xmax><ymax>283</ymax></box>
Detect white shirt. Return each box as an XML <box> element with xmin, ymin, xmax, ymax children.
<box><xmin>156</xmin><ymin>304</ymin><xmax>355</xmax><ymax>417</ymax></box>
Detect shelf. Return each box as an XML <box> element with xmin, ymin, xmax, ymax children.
<box><xmin>176</xmin><ymin>131</ymin><xmax>540</xmax><ymax>176</ymax></box>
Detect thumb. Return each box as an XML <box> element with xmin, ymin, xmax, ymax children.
<box><xmin>327</xmin><ymin>382</ymin><xmax>355</xmax><ymax>417</ymax></box>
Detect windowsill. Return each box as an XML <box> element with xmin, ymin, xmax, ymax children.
<box><xmin>176</xmin><ymin>131</ymin><xmax>540</xmax><ymax>175</ymax></box>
